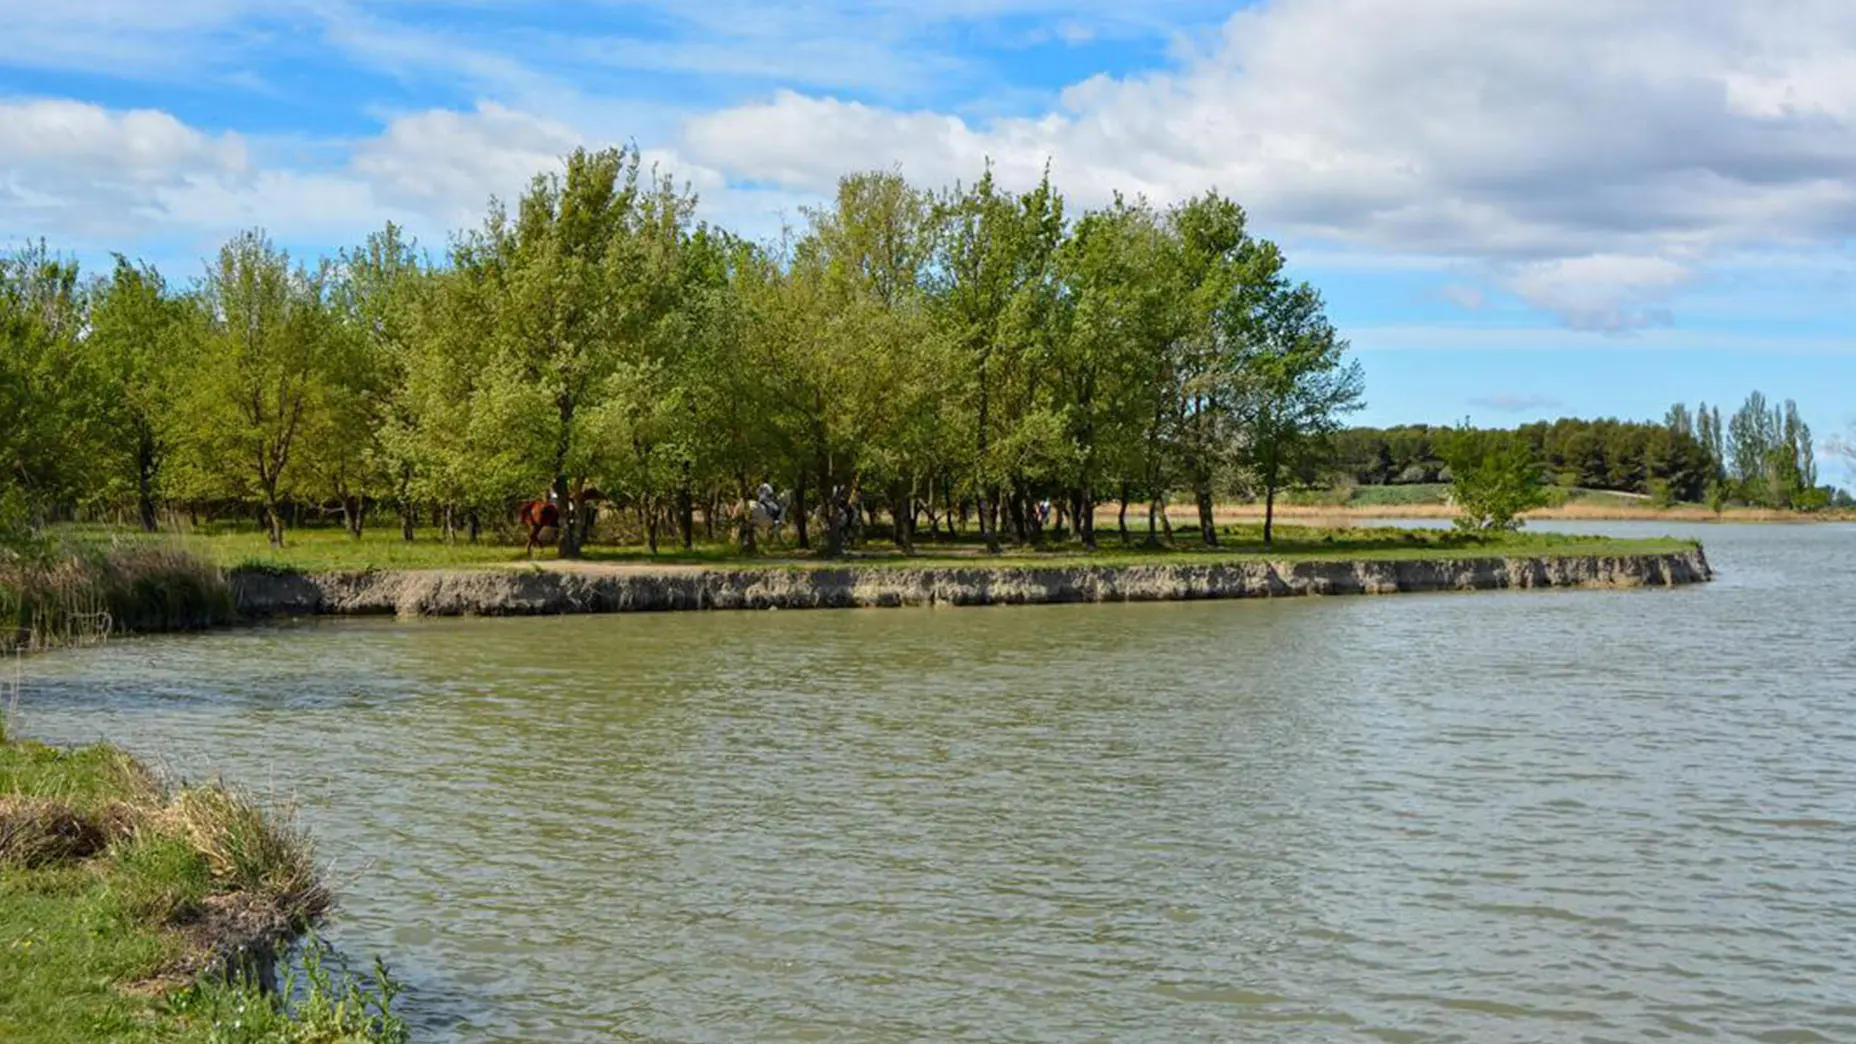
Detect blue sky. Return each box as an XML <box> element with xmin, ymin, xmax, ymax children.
<box><xmin>1</xmin><ymin>0</ymin><xmax>1852</xmax><ymax>476</ymax></box>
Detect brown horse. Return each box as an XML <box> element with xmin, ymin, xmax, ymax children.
<box><xmin>517</xmin><ymin>498</ymin><xmax>560</xmax><ymax>554</ymax></box>
<box><xmin>517</xmin><ymin>488</ymin><xmax>605</xmax><ymax>554</ymax></box>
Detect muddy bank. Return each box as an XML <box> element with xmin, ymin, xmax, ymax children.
<box><xmin>231</xmin><ymin>550</ymin><xmax>1711</xmax><ymax>617</ymax></box>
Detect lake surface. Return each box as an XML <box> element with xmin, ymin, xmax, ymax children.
<box><xmin>15</xmin><ymin>522</ymin><xmax>1856</xmax><ymax>1042</ymax></box>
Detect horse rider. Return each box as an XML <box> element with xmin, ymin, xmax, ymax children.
<box><xmin>755</xmin><ymin>479</ymin><xmax>782</xmax><ymax>524</ymax></box>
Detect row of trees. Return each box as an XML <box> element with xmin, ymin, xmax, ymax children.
<box><xmin>2</xmin><ymin>148</ymin><xmax>1365</xmax><ymax>554</ymax></box>
<box><xmin>1333</xmin><ymin>391</ymin><xmax>1840</xmax><ymax>509</ymax></box>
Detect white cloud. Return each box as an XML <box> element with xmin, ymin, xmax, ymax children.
<box><xmin>0</xmin><ymin>98</ymin><xmax>252</xmax><ymax>241</ymax></box>
<box><xmin>1438</xmin><ymin>284</ymin><xmax>1485</xmax><ymax>312</ymax></box>
<box><xmin>9</xmin><ymin>0</ymin><xmax>1856</xmax><ymax>336</ymax></box>
<box><xmin>1497</xmin><ymin>255</ymin><xmax>1696</xmax><ymax>333</ymax></box>
<box><xmin>350</xmin><ymin>103</ymin><xmax>584</xmax><ymax>222</ymax></box>
<box><xmin>0</xmin><ymin>97</ymin><xmax>788</xmax><ymax>260</ymax></box>
<box><xmin>1346</xmin><ymin>324</ymin><xmax>1856</xmax><ymax>356</ymax></box>
<box><xmin>0</xmin><ymin>99</ymin><xmax>571</xmax><ymax>251</ymax></box>
<box><xmin>680</xmin><ymin>0</ymin><xmax>1856</xmax><ymax>327</ymax></box>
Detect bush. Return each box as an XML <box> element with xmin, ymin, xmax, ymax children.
<box><xmin>1445</xmin><ymin>428</ymin><xmax>1550</xmax><ymax>532</ymax></box>
<box><xmin>1706</xmin><ymin>480</ymin><xmax>1730</xmax><ymax>514</ymax></box>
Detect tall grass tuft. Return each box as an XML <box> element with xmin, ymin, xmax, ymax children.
<box><xmin>0</xmin><ymin>795</ymin><xmax>110</xmax><ymax>867</ymax></box>
<box><xmin>0</xmin><ymin>544</ymin><xmax>232</xmax><ymax>653</ymax></box>
<box><xmin>164</xmin><ymin>782</ymin><xmax>333</xmax><ymax>929</ymax></box>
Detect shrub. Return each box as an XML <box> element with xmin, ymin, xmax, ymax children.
<box><xmin>1444</xmin><ymin>427</ymin><xmax>1550</xmax><ymax>532</ymax></box>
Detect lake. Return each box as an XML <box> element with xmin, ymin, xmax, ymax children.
<box><xmin>14</xmin><ymin>522</ymin><xmax>1856</xmax><ymax>1042</ymax></box>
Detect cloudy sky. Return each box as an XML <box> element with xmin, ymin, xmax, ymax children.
<box><xmin>2</xmin><ymin>0</ymin><xmax>1852</xmax><ymax>455</ymax></box>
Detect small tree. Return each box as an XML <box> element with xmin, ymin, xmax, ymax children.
<box><xmin>1445</xmin><ymin>426</ymin><xmax>1549</xmax><ymax>532</ymax></box>
<box><xmin>86</xmin><ymin>257</ymin><xmax>187</xmax><ymax>532</ymax></box>
<box><xmin>181</xmin><ymin>231</ymin><xmax>334</xmax><ymax>547</ymax></box>
<box><xmin>1224</xmin><ymin>278</ymin><xmax>1363</xmax><ymax>546</ymax></box>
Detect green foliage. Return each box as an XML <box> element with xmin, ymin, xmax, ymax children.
<box><xmin>1706</xmin><ymin>479</ymin><xmax>1730</xmax><ymax>515</ymax></box>
<box><xmin>1445</xmin><ymin>426</ymin><xmax>1551</xmax><ymax>532</ymax></box>
<box><xmin>1724</xmin><ymin>391</ymin><xmax>1818</xmax><ymax>508</ymax></box>
<box><xmin>1224</xmin><ymin>272</ymin><xmax>1365</xmax><ymax>543</ymax></box>
<box><xmin>1646</xmin><ymin>478</ymin><xmax>1676</xmax><ymax>509</ymax></box>
<box><xmin>163</xmin><ymin>938</ymin><xmax>409</xmax><ymax>1044</ymax></box>
<box><xmin>7</xmin><ymin>155</ymin><xmax>1372</xmax><ymax>559</ymax></box>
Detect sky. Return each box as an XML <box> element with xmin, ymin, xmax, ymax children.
<box><xmin>2</xmin><ymin>0</ymin><xmax>1853</xmax><ymax>477</ymax></box>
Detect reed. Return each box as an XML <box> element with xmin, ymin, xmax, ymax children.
<box><xmin>0</xmin><ymin>544</ymin><xmax>232</xmax><ymax>653</ymax></box>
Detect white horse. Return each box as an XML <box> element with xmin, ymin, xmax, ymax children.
<box><xmin>746</xmin><ymin>491</ymin><xmax>790</xmax><ymax>548</ymax></box>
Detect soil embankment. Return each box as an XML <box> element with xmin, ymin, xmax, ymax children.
<box><xmin>232</xmin><ymin>549</ymin><xmax>1711</xmax><ymax>617</ymax></box>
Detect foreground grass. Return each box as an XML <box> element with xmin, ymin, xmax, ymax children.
<box><xmin>0</xmin><ymin>729</ymin><xmax>406</xmax><ymax>1043</ymax></box>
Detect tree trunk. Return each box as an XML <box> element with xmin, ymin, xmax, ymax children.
<box><xmin>889</xmin><ymin>482</ymin><xmax>914</xmax><ymax>554</ymax></box>
<box><xmin>678</xmin><ymin>470</ymin><xmax>694</xmax><ymax>550</ymax></box>
<box><xmin>266</xmin><ymin>504</ymin><xmax>284</xmax><ymax>548</ymax></box>
<box><xmin>1263</xmin><ymin>484</ymin><xmax>1276</xmax><ymax>547</ymax></box>
<box><xmin>1159</xmin><ymin>504</ymin><xmax>1175</xmax><ymax>546</ymax></box>
<box><xmin>1144</xmin><ymin>498</ymin><xmax>1161</xmax><ymax>548</ymax></box>
<box><xmin>135</xmin><ymin>430</ymin><xmax>159</xmax><ymax>533</ymax></box>
<box><xmin>978</xmin><ymin>486</ymin><xmax>1001</xmax><ymax>553</ymax></box>
<box><xmin>1196</xmin><ymin>486</ymin><xmax>1217</xmax><ymax>547</ymax></box>
<box><xmin>262</xmin><ymin>483</ymin><xmax>284</xmax><ymax>548</ymax></box>
<box><xmin>822</xmin><ymin>467</ymin><xmax>846</xmax><ymax>558</ymax></box>
<box><xmin>1008</xmin><ymin>486</ymin><xmax>1030</xmax><ymax>544</ymax></box>
<box><xmin>1117</xmin><ymin>484</ymin><xmax>1130</xmax><ymax>546</ymax></box>
<box><xmin>467</xmin><ymin>511</ymin><xmax>480</xmax><ymax>544</ymax></box>
<box><xmin>555</xmin><ymin>476</ymin><xmax>584</xmax><ymax>559</ymax></box>
<box><xmin>399</xmin><ymin>465</ymin><xmax>415</xmax><ymax>542</ymax></box>
<box><xmin>646</xmin><ymin>500</ymin><xmax>659</xmax><ymax>554</ymax></box>
<box><xmin>793</xmin><ymin>473</ymin><xmax>810</xmax><ymax>550</ymax></box>
<box><xmin>344</xmin><ymin>495</ymin><xmax>364</xmax><ymax>538</ymax></box>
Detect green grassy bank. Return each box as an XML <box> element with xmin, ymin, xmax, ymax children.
<box><xmin>49</xmin><ymin>521</ymin><xmax>1697</xmax><ymax>577</ymax></box>
<box><xmin>0</xmin><ymin>730</ymin><xmax>406</xmax><ymax>1043</ymax></box>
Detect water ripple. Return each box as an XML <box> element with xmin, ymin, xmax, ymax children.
<box><xmin>13</xmin><ymin>522</ymin><xmax>1856</xmax><ymax>1042</ymax></box>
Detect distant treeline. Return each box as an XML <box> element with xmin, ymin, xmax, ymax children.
<box><xmin>1335</xmin><ymin>393</ymin><xmax>1839</xmax><ymax>509</ymax></box>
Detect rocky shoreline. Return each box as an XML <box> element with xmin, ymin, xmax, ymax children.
<box><xmin>230</xmin><ymin>549</ymin><xmax>1711</xmax><ymax>617</ymax></box>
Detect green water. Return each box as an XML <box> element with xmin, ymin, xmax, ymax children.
<box><xmin>17</xmin><ymin>522</ymin><xmax>1856</xmax><ymax>1042</ymax></box>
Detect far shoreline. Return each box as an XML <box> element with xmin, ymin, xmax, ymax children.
<box><xmin>1166</xmin><ymin>502</ymin><xmax>1853</xmax><ymax>524</ymax></box>
<box><xmin>230</xmin><ymin>546</ymin><xmax>1713</xmax><ymax>619</ymax></box>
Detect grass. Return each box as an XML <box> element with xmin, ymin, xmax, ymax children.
<box><xmin>42</xmin><ymin>519</ymin><xmax>1699</xmax><ymax>579</ymax></box>
<box><xmin>1222</xmin><ymin>484</ymin><xmax>1854</xmax><ymax>522</ymax></box>
<box><xmin>0</xmin><ymin>728</ymin><xmax>407</xmax><ymax>1043</ymax></box>
<box><xmin>790</xmin><ymin>526</ymin><xmax>1697</xmax><ymax>572</ymax></box>
<box><xmin>1</xmin><ymin>545</ymin><xmax>232</xmax><ymax>654</ymax></box>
